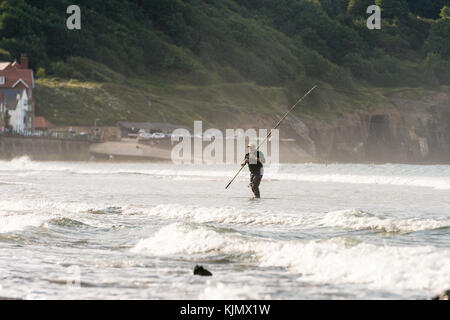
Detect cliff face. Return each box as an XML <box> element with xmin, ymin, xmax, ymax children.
<box><xmin>286</xmin><ymin>89</ymin><xmax>450</xmax><ymax>163</ymax></box>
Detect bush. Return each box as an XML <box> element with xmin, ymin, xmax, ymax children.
<box><xmin>219</xmin><ymin>66</ymin><xmax>244</xmax><ymax>82</ymax></box>
<box><xmin>0</xmin><ymin>48</ymin><xmax>11</xmax><ymax>60</ymax></box>
<box><xmin>342</xmin><ymin>53</ymin><xmax>375</xmax><ymax>81</ymax></box>
<box><xmin>324</xmin><ymin>66</ymin><xmax>355</xmax><ymax>89</ymax></box>
<box><xmin>300</xmin><ymin>28</ymin><xmax>331</xmax><ymax>59</ymax></box>
<box><xmin>319</xmin><ymin>0</ymin><xmax>350</xmax><ymax>17</ymax></box>
<box><xmin>347</xmin><ymin>0</ymin><xmax>374</xmax><ymax>17</ymax></box>
<box><xmin>423</xmin><ymin>53</ymin><xmax>450</xmax><ymax>85</ymax></box>
<box><xmin>48</xmin><ymin>61</ymin><xmax>75</xmax><ymax>79</ymax></box>
<box><xmin>408</xmin><ymin>0</ymin><xmax>447</xmax><ymax>19</ymax></box>
<box><xmin>425</xmin><ymin>18</ymin><xmax>450</xmax><ymax>60</ymax></box>
<box><xmin>441</xmin><ymin>6</ymin><xmax>450</xmax><ymax>19</ymax></box>
<box><xmin>66</xmin><ymin>57</ymin><xmax>125</xmax><ymax>82</ymax></box>
<box><xmin>36</xmin><ymin>67</ymin><xmax>46</xmax><ymax>78</ymax></box>
<box><xmin>375</xmin><ymin>0</ymin><xmax>410</xmax><ymax>19</ymax></box>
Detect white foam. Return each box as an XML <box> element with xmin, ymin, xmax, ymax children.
<box><xmin>0</xmin><ymin>199</ymin><xmax>103</xmax><ymax>216</ymax></box>
<box><xmin>0</xmin><ymin>156</ymin><xmax>75</xmax><ymax>174</ymax></box>
<box><xmin>0</xmin><ymin>213</ymin><xmax>49</xmax><ymax>233</ymax></box>
<box><xmin>255</xmin><ymin>238</ymin><xmax>450</xmax><ymax>296</ymax></box>
<box><xmin>0</xmin><ymin>180</ymin><xmax>33</xmax><ymax>186</ymax></box>
<box><xmin>131</xmin><ymin>223</ymin><xmax>234</xmax><ymax>255</ymax></box>
<box><xmin>198</xmin><ymin>281</ymin><xmax>269</xmax><ymax>300</ymax></box>
<box><xmin>0</xmin><ymin>199</ymin><xmax>118</xmax><ymax>232</ymax></box>
<box><xmin>268</xmin><ymin>172</ymin><xmax>450</xmax><ymax>190</ymax></box>
<box><xmin>321</xmin><ymin>209</ymin><xmax>450</xmax><ymax>233</ymax></box>
<box><xmin>132</xmin><ymin>223</ymin><xmax>450</xmax><ymax>296</ymax></box>
<box><xmin>3</xmin><ymin>156</ymin><xmax>34</xmax><ymax>169</ymax></box>
<box><xmin>141</xmin><ymin>204</ymin><xmax>449</xmax><ymax>233</ymax></box>
<box><xmin>144</xmin><ymin>204</ymin><xmax>305</xmax><ymax>227</ymax></box>
<box><xmin>1</xmin><ymin>160</ymin><xmax>449</xmax><ymax>189</ymax></box>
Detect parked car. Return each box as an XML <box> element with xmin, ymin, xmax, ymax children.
<box><xmin>151</xmin><ymin>132</ymin><xmax>166</xmax><ymax>139</ymax></box>
<box><xmin>76</xmin><ymin>132</ymin><xmax>89</xmax><ymax>141</ymax></box>
<box><xmin>138</xmin><ymin>132</ymin><xmax>153</xmax><ymax>140</ymax></box>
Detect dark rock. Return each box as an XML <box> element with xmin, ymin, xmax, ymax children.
<box><xmin>193</xmin><ymin>265</ymin><xmax>212</xmax><ymax>276</ymax></box>
<box><xmin>431</xmin><ymin>289</ymin><xmax>450</xmax><ymax>300</ymax></box>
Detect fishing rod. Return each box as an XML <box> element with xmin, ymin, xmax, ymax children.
<box><xmin>225</xmin><ymin>85</ymin><xmax>318</xmax><ymax>189</ymax></box>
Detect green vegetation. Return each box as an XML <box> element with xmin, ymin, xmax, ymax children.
<box><xmin>0</xmin><ymin>0</ymin><xmax>449</xmax><ymax>126</ymax></box>
<box><xmin>376</xmin><ymin>0</ymin><xmax>410</xmax><ymax>19</ymax></box>
<box><xmin>425</xmin><ymin>6</ymin><xmax>450</xmax><ymax>59</ymax></box>
<box><xmin>408</xmin><ymin>0</ymin><xmax>447</xmax><ymax>19</ymax></box>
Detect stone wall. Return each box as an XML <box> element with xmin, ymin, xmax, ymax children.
<box><xmin>0</xmin><ymin>136</ymin><xmax>90</xmax><ymax>160</ymax></box>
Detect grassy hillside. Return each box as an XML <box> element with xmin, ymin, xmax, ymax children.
<box><xmin>1</xmin><ymin>0</ymin><xmax>449</xmax><ymax>127</ymax></box>
<box><xmin>34</xmin><ymin>75</ymin><xmax>389</xmax><ymax>129</ymax></box>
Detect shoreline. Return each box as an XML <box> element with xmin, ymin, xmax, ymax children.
<box><xmin>1</xmin><ymin>154</ymin><xmax>450</xmax><ymax>166</ymax></box>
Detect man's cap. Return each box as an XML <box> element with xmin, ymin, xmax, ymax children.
<box><xmin>247</xmin><ymin>143</ymin><xmax>256</xmax><ymax>148</ymax></box>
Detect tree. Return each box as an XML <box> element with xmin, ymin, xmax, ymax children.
<box><xmin>347</xmin><ymin>0</ymin><xmax>373</xmax><ymax>17</ymax></box>
<box><xmin>407</xmin><ymin>0</ymin><xmax>446</xmax><ymax>19</ymax></box>
<box><xmin>0</xmin><ymin>48</ymin><xmax>11</xmax><ymax>60</ymax></box>
<box><xmin>425</xmin><ymin>18</ymin><xmax>450</xmax><ymax>60</ymax></box>
<box><xmin>319</xmin><ymin>0</ymin><xmax>350</xmax><ymax>17</ymax></box>
<box><xmin>423</xmin><ymin>53</ymin><xmax>450</xmax><ymax>85</ymax></box>
<box><xmin>441</xmin><ymin>6</ymin><xmax>450</xmax><ymax>19</ymax></box>
<box><xmin>375</xmin><ymin>0</ymin><xmax>409</xmax><ymax>18</ymax></box>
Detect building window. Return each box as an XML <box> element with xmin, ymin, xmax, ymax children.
<box><xmin>0</xmin><ymin>77</ymin><xmax>5</xmax><ymax>85</ymax></box>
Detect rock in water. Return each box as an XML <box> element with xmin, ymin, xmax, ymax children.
<box><xmin>193</xmin><ymin>265</ymin><xmax>212</xmax><ymax>276</ymax></box>
<box><xmin>431</xmin><ymin>289</ymin><xmax>449</xmax><ymax>300</ymax></box>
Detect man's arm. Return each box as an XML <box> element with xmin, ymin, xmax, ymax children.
<box><xmin>241</xmin><ymin>153</ymin><xmax>249</xmax><ymax>166</ymax></box>
<box><xmin>256</xmin><ymin>151</ymin><xmax>266</xmax><ymax>164</ymax></box>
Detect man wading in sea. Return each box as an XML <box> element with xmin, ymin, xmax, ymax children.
<box><xmin>241</xmin><ymin>143</ymin><xmax>265</xmax><ymax>198</ymax></box>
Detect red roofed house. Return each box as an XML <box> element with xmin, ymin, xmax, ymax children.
<box><xmin>34</xmin><ymin>116</ymin><xmax>54</xmax><ymax>131</ymax></box>
<box><xmin>0</xmin><ymin>54</ymin><xmax>35</xmax><ymax>133</ymax></box>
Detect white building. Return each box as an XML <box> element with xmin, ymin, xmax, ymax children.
<box><xmin>8</xmin><ymin>89</ymin><xmax>31</xmax><ymax>133</ymax></box>
<box><xmin>0</xmin><ymin>96</ymin><xmax>5</xmax><ymax>132</ymax></box>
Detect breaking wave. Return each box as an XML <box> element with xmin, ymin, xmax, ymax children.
<box><xmin>320</xmin><ymin>209</ymin><xmax>450</xmax><ymax>233</ymax></box>
<box><xmin>0</xmin><ymin>199</ymin><xmax>125</xmax><ymax>233</ymax></box>
<box><xmin>272</xmin><ymin>173</ymin><xmax>450</xmax><ymax>190</ymax></box>
<box><xmin>132</xmin><ymin>223</ymin><xmax>450</xmax><ymax>295</ymax></box>
<box><xmin>0</xmin><ymin>213</ymin><xmax>49</xmax><ymax>233</ymax></box>
<box><xmin>131</xmin><ymin>223</ymin><xmax>235</xmax><ymax>255</ymax></box>
<box><xmin>139</xmin><ymin>203</ymin><xmax>450</xmax><ymax>234</ymax></box>
<box><xmin>44</xmin><ymin>217</ymin><xmax>91</xmax><ymax>228</ymax></box>
<box><xmin>143</xmin><ymin>204</ymin><xmax>305</xmax><ymax>227</ymax></box>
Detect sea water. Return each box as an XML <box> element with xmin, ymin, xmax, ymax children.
<box><xmin>0</xmin><ymin>157</ymin><xmax>449</xmax><ymax>299</ymax></box>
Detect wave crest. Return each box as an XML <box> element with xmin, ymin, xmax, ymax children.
<box><xmin>131</xmin><ymin>223</ymin><xmax>450</xmax><ymax>295</ymax></box>
<box><xmin>321</xmin><ymin>209</ymin><xmax>450</xmax><ymax>233</ymax></box>
<box><xmin>145</xmin><ymin>204</ymin><xmax>305</xmax><ymax>227</ymax></box>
